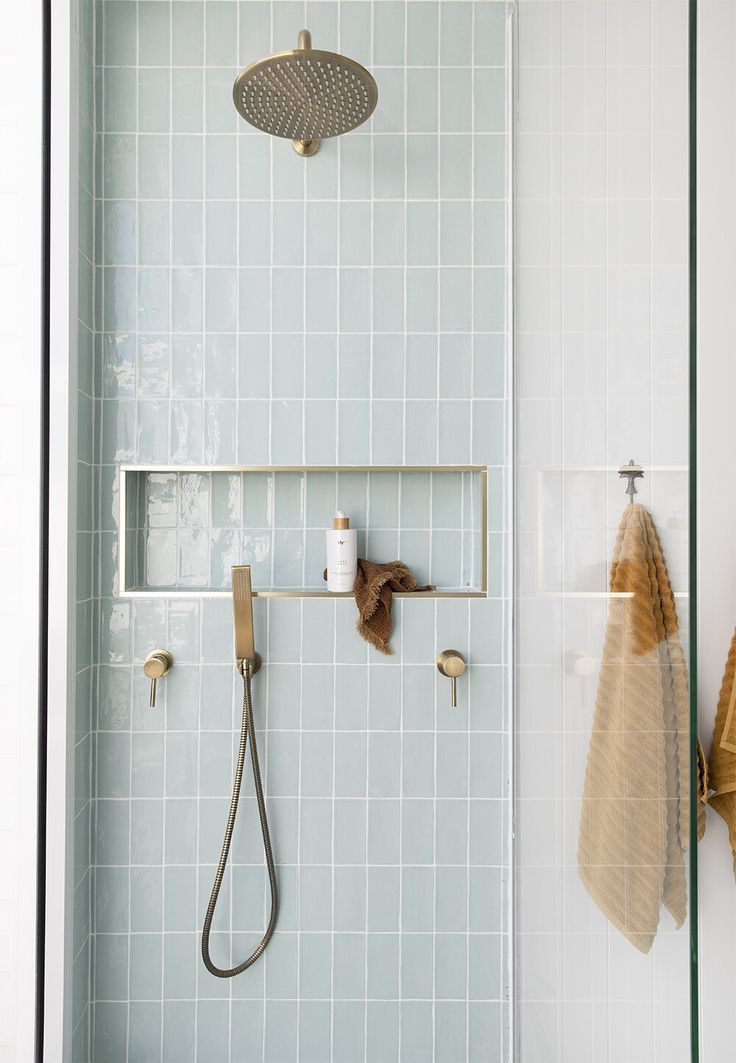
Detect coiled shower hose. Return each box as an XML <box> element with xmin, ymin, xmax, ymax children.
<box><xmin>201</xmin><ymin>662</ymin><xmax>278</xmax><ymax>976</ymax></box>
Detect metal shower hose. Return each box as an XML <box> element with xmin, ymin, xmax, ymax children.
<box><xmin>201</xmin><ymin>662</ymin><xmax>278</xmax><ymax>977</ymax></box>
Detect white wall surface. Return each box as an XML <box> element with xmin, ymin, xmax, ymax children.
<box><xmin>697</xmin><ymin>3</ymin><xmax>736</xmax><ymax>1062</ymax></box>
<box><xmin>515</xmin><ymin>1</ymin><xmax>692</xmax><ymax>1060</ymax></box>
<box><xmin>0</xmin><ymin>2</ymin><xmax>43</xmax><ymax>1060</ymax></box>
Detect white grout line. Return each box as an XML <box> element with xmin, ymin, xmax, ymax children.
<box><xmin>74</xmin><ymin>795</ymin><xmax>508</xmax><ymax>808</ymax></box>
<box><xmin>504</xmin><ymin>4</ymin><xmax>516</xmax><ymax>1060</ymax></box>
<box><xmin>125</xmin><ymin>2</ymin><xmax>137</xmax><ymax>1056</ymax></box>
<box><xmin>229</xmin><ymin>12</ymin><xmax>242</xmax><ymax>1042</ymax></box>
<box><xmin>398</xmin><ymin>6</ymin><xmax>408</xmax><ymax>1050</ymax></box>
<box><xmin>87</xmin><ymin>0</ymin><xmax>102</xmax><ymax>1056</ymax></box>
<box><xmin>330</xmin><ymin>602</ymin><xmax>337</xmax><ymax>1062</ymax></box>
<box><xmin>555</xmin><ymin>4</ymin><xmax>569</xmax><ymax>1051</ymax></box>
<box><xmin>646</xmin><ymin>1</ymin><xmax>658</xmax><ymax>1054</ymax></box>
<box><xmin>397</xmin><ymin>595</ymin><xmax>405</xmax><ymax>1062</ymax></box>
<box><xmin>165</xmin><ymin>4</ymin><xmax>177</xmax><ymax>1059</ymax></box>
<box><xmin>467</xmin><ymin>9</ymin><xmax>478</xmax><ymax>1053</ymax></box>
<box><xmin>431</xmin><ymin>597</ymin><xmax>438</xmax><ymax>1061</ymax></box>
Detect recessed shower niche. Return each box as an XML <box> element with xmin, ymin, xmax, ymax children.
<box><xmin>119</xmin><ymin>465</ymin><xmax>488</xmax><ymax>597</ymax></box>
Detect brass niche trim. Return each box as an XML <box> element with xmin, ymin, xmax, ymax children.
<box><xmin>118</xmin><ymin>464</ymin><xmax>488</xmax><ymax>600</ymax></box>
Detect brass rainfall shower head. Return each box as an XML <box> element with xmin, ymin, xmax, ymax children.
<box><xmin>232</xmin><ymin>29</ymin><xmax>378</xmax><ymax>157</ymax></box>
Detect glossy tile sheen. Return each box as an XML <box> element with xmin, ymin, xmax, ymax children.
<box><xmin>75</xmin><ymin>1</ymin><xmax>512</xmax><ymax>1060</ymax></box>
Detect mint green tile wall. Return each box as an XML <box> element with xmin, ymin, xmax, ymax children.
<box><xmin>72</xmin><ymin>2</ymin><xmax>97</xmax><ymax>1060</ymax></box>
<box><xmin>85</xmin><ymin>2</ymin><xmax>511</xmax><ymax>1060</ymax></box>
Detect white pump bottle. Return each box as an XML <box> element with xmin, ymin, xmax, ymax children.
<box><xmin>325</xmin><ymin>511</ymin><xmax>357</xmax><ymax>592</ymax></box>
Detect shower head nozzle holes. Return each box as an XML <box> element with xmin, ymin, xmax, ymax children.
<box><xmin>232</xmin><ymin>29</ymin><xmax>379</xmax><ymax>156</ymax></box>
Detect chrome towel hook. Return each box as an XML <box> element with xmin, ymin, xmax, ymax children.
<box><xmin>619</xmin><ymin>459</ymin><xmax>644</xmax><ymax>503</ymax></box>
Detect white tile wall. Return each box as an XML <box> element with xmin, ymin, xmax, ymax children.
<box><xmin>514</xmin><ymin>1</ymin><xmax>693</xmax><ymax>1060</ymax></box>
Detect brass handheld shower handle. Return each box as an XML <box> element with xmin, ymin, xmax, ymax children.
<box><xmin>231</xmin><ymin>565</ymin><xmax>261</xmax><ymax>675</ymax></box>
<box><xmin>436</xmin><ymin>650</ymin><xmax>466</xmax><ymax>708</ymax></box>
<box><xmin>143</xmin><ymin>649</ymin><xmax>173</xmax><ymax>708</ymax></box>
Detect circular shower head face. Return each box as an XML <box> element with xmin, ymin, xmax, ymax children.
<box><xmin>233</xmin><ymin>30</ymin><xmax>378</xmax><ymax>155</ymax></box>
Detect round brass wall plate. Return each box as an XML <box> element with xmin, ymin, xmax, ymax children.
<box><xmin>436</xmin><ymin>649</ymin><xmax>466</xmax><ymax>679</ymax></box>
<box><xmin>143</xmin><ymin>649</ymin><xmax>174</xmax><ymax>680</ymax></box>
<box><xmin>292</xmin><ymin>137</ymin><xmax>320</xmax><ymax>157</ymax></box>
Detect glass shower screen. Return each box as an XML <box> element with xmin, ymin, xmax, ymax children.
<box><xmin>513</xmin><ymin>1</ymin><xmax>697</xmax><ymax>1060</ymax></box>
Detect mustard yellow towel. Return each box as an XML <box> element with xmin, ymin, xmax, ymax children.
<box><xmin>578</xmin><ymin>503</ymin><xmax>690</xmax><ymax>953</ymax></box>
<box><xmin>707</xmin><ymin>631</ymin><xmax>736</xmax><ymax>874</ymax></box>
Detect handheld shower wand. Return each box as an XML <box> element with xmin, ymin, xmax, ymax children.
<box><xmin>231</xmin><ymin>564</ymin><xmax>260</xmax><ymax>675</ymax></box>
<box><xmin>201</xmin><ymin>566</ymin><xmax>279</xmax><ymax>977</ymax></box>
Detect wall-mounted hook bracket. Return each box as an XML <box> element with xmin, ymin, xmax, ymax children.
<box><xmin>618</xmin><ymin>459</ymin><xmax>644</xmax><ymax>503</ymax></box>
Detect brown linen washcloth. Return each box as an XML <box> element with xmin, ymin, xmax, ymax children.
<box><xmin>354</xmin><ymin>559</ymin><xmax>434</xmax><ymax>654</ymax></box>
<box><xmin>323</xmin><ymin>558</ymin><xmax>434</xmax><ymax>655</ymax></box>
<box><xmin>578</xmin><ymin>503</ymin><xmax>690</xmax><ymax>953</ymax></box>
<box><xmin>706</xmin><ymin>630</ymin><xmax>736</xmax><ymax>874</ymax></box>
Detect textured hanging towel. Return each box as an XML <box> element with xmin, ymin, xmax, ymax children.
<box><xmin>705</xmin><ymin>631</ymin><xmax>736</xmax><ymax>874</ymax></box>
<box><xmin>323</xmin><ymin>558</ymin><xmax>434</xmax><ymax>655</ymax></box>
<box><xmin>578</xmin><ymin>503</ymin><xmax>690</xmax><ymax>954</ymax></box>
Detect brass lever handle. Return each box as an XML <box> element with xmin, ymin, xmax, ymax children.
<box><xmin>436</xmin><ymin>649</ymin><xmax>466</xmax><ymax>708</ymax></box>
<box><xmin>143</xmin><ymin>649</ymin><xmax>174</xmax><ymax>708</ymax></box>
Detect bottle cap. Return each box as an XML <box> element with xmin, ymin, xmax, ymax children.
<box><xmin>333</xmin><ymin>511</ymin><xmax>349</xmax><ymax>529</ymax></box>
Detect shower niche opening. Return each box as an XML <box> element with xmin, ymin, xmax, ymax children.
<box><xmin>119</xmin><ymin>465</ymin><xmax>488</xmax><ymax>597</ymax></box>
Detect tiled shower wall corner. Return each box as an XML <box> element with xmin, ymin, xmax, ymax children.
<box><xmin>73</xmin><ymin>1</ymin><xmax>97</xmax><ymax>1059</ymax></box>
<box><xmin>74</xmin><ymin>2</ymin><xmax>513</xmax><ymax>1060</ymax></box>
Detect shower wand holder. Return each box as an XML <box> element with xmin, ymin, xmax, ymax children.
<box><xmin>237</xmin><ymin>654</ymin><xmax>262</xmax><ymax>678</ymax></box>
